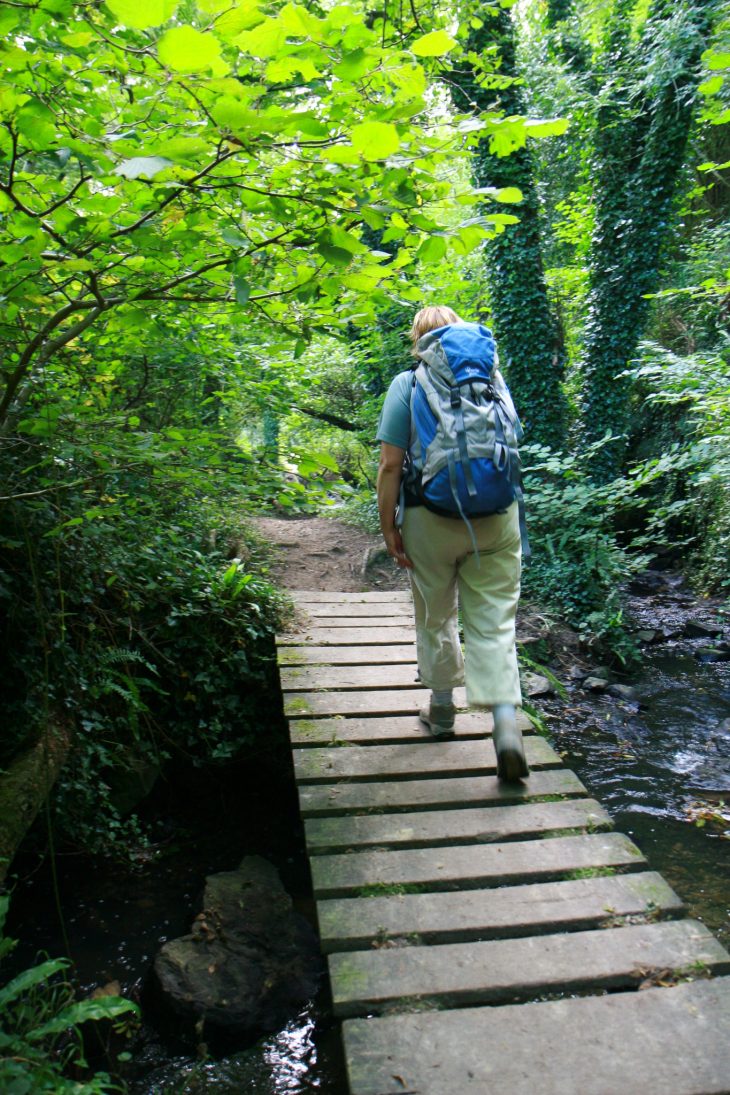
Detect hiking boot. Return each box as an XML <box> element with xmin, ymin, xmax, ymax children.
<box><xmin>419</xmin><ymin>701</ymin><xmax>456</xmax><ymax>739</ymax></box>
<box><xmin>493</xmin><ymin>708</ymin><xmax>529</xmax><ymax>782</ymax></box>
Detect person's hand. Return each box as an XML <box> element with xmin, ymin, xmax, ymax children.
<box><xmin>383</xmin><ymin>527</ymin><xmax>413</xmax><ymax>568</ymax></box>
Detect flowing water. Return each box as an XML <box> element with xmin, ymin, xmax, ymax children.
<box><xmin>5</xmin><ymin>582</ymin><xmax>729</xmax><ymax>1092</ymax></box>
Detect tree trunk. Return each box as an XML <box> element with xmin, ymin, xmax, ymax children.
<box><xmin>452</xmin><ymin>9</ymin><xmax>568</xmax><ymax>449</ymax></box>
<box><xmin>0</xmin><ymin>722</ymin><xmax>72</xmax><ymax>886</ymax></box>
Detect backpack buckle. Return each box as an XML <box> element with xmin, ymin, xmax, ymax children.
<box><xmin>450</xmin><ymin>387</ymin><xmax>461</xmax><ymax>409</ymax></box>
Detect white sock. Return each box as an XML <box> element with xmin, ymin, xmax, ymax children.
<box><xmin>492</xmin><ymin>703</ymin><xmax>516</xmax><ymax>726</ymax></box>
<box><xmin>432</xmin><ymin>689</ymin><xmax>453</xmax><ymax>706</ymax></box>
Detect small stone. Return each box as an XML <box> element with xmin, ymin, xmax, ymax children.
<box><xmin>606</xmin><ymin>683</ymin><xmax>638</xmax><ymax>702</ymax></box>
<box><xmin>684</xmin><ymin>619</ymin><xmax>723</xmax><ymax>639</ymax></box>
<box><xmin>636</xmin><ymin>630</ymin><xmax>656</xmax><ymax>644</ymax></box>
<box><xmin>695</xmin><ymin>647</ymin><xmax>730</xmax><ymax>664</ymax></box>
<box><xmin>582</xmin><ymin>677</ymin><xmax>608</xmax><ymax>693</ymax></box>
<box><xmin>524</xmin><ymin>672</ymin><xmax>553</xmax><ymax>697</ymax></box>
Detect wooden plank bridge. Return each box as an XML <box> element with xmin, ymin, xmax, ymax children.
<box><xmin>278</xmin><ymin>590</ymin><xmax>730</xmax><ymax>1094</ymax></box>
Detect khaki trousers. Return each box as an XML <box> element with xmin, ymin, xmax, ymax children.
<box><xmin>401</xmin><ymin>503</ymin><xmax>522</xmax><ymax>708</ymax></box>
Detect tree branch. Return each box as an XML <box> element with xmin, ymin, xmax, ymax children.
<box><xmin>293</xmin><ymin>405</ymin><xmax>362</xmax><ymax>431</ymax></box>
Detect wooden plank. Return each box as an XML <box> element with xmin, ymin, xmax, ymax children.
<box><xmin>298</xmin><ymin>769</ymin><xmax>589</xmax><ymax>817</ymax></box>
<box><xmin>329</xmin><ymin>919</ymin><xmax>730</xmax><ymax>1018</ymax></box>
<box><xmin>276</xmin><ymin>644</ymin><xmax>417</xmax><ymax>666</ymax></box>
<box><xmin>288</xmin><ymin>710</ymin><xmax>524</xmax><ymax>747</ymax></box>
<box><xmin>310</xmin><ymin>832</ymin><xmax>646</xmax><ymax>899</ymax></box>
<box><xmin>342</xmin><ymin>977</ymin><xmax>730</xmax><ymax>1095</ymax></box>
<box><xmin>293</xmin><ymin>736</ymin><xmax>560</xmax><ymax>784</ymax></box>
<box><xmin>317</xmin><ymin>871</ymin><xmax>684</xmax><ymax>952</ymax></box>
<box><xmin>295</xmin><ymin>615</ymin><xmax>413</xmax><ymax>629</ymax></box>
<box><xmin>295</xmin><ymin>603</ymin><xmax>413</xmax><ymax>618</ymax></box>
<box><xmin>290</xmin><ymin>591</ymin><xmax>412</xmax><ymax>603</ymax></box>
<box><xmin>304</xmin><ymin>799</ymin><xmax>611</xmax><ymax>854</ymax></box>
<box><xmin>280</xmin><ymin>663</ymin><xmax>422</xmax><ymax>692</ymax></box>
<box><xmin>278</xmin><ymin>627</ymin><xmax>416</xmax><ymax>646</ymax></box>
<box><xmin>285</xmin><ymin>686</ymin><xmax>467</xmax><ymax>718</ymax></box>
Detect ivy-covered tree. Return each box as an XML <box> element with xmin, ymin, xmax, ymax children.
<box><xmin>578</xmin><ymin>0</ymin><xmax>719</xmax><ymax>479</ymax></box>
<box><xmin>451</xmin><ymin>7</ymin><xmax>569</xmax><ymax>448</ymax></box>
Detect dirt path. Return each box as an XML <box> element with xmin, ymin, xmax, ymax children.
<box><xmin>254</xmin><ymin>515</ymin><xmax>410</xmax><ymax>593</ymax></box>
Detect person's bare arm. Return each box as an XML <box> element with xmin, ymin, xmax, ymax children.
<box><xmin>377</xmin><ymin>442</ymin><xmax>412</xmax><ymax>568</ymax></box>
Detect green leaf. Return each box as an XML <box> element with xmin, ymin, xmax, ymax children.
<box><xmin>234</xmin><ymin>276</ymin><xmax>251</xmax><ymax>304</ymax></box>
<box><xmin>704</xmin><ymin>50</ymin><xmax>730</xmax><ymax>71</ymax></box>
<box><xmin>105</xmin><ymin>0</ymin><xmax>179</xmax><ymax>29</ymax></box>
<box><xmin>114</xmin><ymin>156</ymin><xmax>174</xmax><ymax>179</ymax></box>
<box><xmin>0</xmin><ymin>959</ymin><xmax>70</xmax><ymax>1010</ymax></box>
<box><xmin>494</xmin><ymin>186</ymin><xmax>523</xmax><ymax>203</ymax></box>
<box><xmin>158</xmin><ymin>26</ymin><xmax>224</xmax><ymax>73</ymax></box>
<box><xmin>699</xmin><ymin>75</ymin><xmax>724</xmax><ymax>96</ymax></box>
<box><xmin>350</xmin><ymin>121</ymin><xmax>400</xmax><ymax>161</ymax></box>
<box><xmin>410</xmin><ymin>30</ymin><xmax>457</xmax><ymax>57</ymax></box>
<box><xmin>416</xmin><ymin>235</ymin><xmax>447</xmax><ymax>263</ymax></box>
<box><xmin>525</xmin><ymin>118</ymin><xmax>570</xmax><ymax>138</ymax></box>
<box><xmin>334</xmin><ymin>49</ymin><xmax>371</xmax><ymax>81</ymax></box>
<box><xmin>317</xmin><ymin>241</ymin><xmax>353</xmax><ymax>267</ymax></box>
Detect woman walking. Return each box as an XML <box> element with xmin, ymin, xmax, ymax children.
<box><xmin>376</xmin><ymin>305</ymin><xmax>528</xmax><ymax>781</ymax></box>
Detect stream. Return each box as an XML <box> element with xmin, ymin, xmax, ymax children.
<box><xmin>5</xmin><ymin>575</ymin><xmax>729</xmax><ymax>1093</ymax></box>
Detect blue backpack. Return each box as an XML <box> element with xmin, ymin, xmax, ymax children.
<box><xmin>403</xmin><ymin>322</ymin><xmax>529</xmax><ymax>556</ymax></box>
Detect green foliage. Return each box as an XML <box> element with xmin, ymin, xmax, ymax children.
<box><xmin>0</xmin><ymin>407</ymin><xmax>285</xmax><ymax>854</ymax></box>
<box><xmin>453</xmin><ymin>9</ymin><xmax>569</xmax><ymax>449</ymax></box>
<box><xmin>521</xmin><ymin>442</ymin><xmax>655</xmax><ymax>662</ymax></box>
<box><xmin>0</xmin><ymin>897</ymin><xmax>137</xmax><ymax>1093</ymax></box>
<box><xmin>578</xmin><ymin>0</ymin><xmax>718</xmax><ymax>479</ymax></box>
<box><xmin>630</xmin><ymin>339</ymin><xmax>730</xmax><ymax>595</ymax></box>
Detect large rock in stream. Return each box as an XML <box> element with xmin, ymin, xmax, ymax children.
<box><xmin>148</xmin><ymin>857</ymin><xmax>321</xmax><ymax>1048</ymax></box>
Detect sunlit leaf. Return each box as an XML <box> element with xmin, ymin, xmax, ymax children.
<box><xmin>350</xmin><ymin>120</ymin><xmax>400</xmax><ymax>160</ymax></box>
<box><xmin>411</xmin><ymin>30</ymin><xmax>457</xmax><ymax>57</ymax></box>
<box><xmin>106</xmin><ymin>0</ymin><xmax>178</xmax><ymax>29</ymax></box>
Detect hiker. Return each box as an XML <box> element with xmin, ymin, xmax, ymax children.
<box><xmin>376</xmin><ymin>305</ymin><xmax>528</xmax><ymax>782</ymax></box>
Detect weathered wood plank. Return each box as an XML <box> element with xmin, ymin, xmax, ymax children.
<box><xmin>310</xmin><ymin>832</ymin><xmax>646</xmax><ymax>898</ymax></box>
<box><xmin>290</xmin><ymin>591</ymin><xmax>412</xmax><ymax>603</ymax></box>
<box><xmin>317</xmin><ymin>871</ymin><xmax>684</xmax><ymax>952</ymax></box>
<box><xmin>295</xmin><ymin>615</ymin><xmax>413</xmax><ymax>629</ymax></box>
<box><xmin>285</xmin><ymin>687</ymin><xmax>473</xmax><ymax>719</ymax></box>
<box><xmin>280</xmin><ymin>663</ymin><xmax>422</xmax><ymax>692</ymax></box>
<box><xmin>295</xmin><ymin>603</ymin><xmax>413</xmax><ymax>618</ymax></box>
<box><xmin>278</xmin><ymin>627</ymin><xmax>416</xmax><ymax>646</ymax></box>
<box><xmin>342</xmin><ymin>977</ymin><xmax>730</xmax><ymax>1095</ymax></box>
<box><xmin>329</xmin><ymin>919</ymin><xmax>730</xmax><ymax>1018</ymax></box>
<box><xmin>276</xmin><ymin>644</ymin><xmax>417</xmax><ymax>666</ymax></box>
<box><xmin>289</xmin><ymin>710</ymin><xmax>533</xmax><ymax>747</ymax></box>
<box><xmin>298</xmin><ymin>769</ymin><xmax>589</xmax><ymax>817</ymax></box>
<box><xmin>305</xmin><ymin>798</ymin><xmax>611</xmax><ymax>854</ymax></box>
<box><xmin>293</xmin><ymin>736</ymin><xmax>560</xmax><ymax>784</ymax></box>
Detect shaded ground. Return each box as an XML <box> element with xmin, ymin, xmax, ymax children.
<box><xmin>254</xmin><ymin>514</ymin><xmax>410</xmax><ymax>593</ymax></box>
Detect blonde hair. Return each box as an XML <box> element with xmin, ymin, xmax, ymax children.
<box><xmin>409</xmin><ymin>306</ymin><xmax>462</xmax><ymax>353</ymax></box>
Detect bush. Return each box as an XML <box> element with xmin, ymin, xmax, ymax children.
<box><xmin>0</xmin><ymin>896</ymin><xmax>137</xmax><ymax>1093</ymax></box>
<box><xmin>0</xmin><ymin>420</ymin><xmax>286</xmax><ymax>857</ymax></box>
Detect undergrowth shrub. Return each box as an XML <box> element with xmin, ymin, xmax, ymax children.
<box><xmin>0</xmin><ymin>896</ymin><xmax>137</xmax><ymax>1093</ymax></box>
<box><xmin>0</xmin><ymin>421</ymin><xmax>286</xmax><ymax>858</ymax></box>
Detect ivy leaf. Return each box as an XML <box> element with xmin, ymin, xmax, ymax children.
<box><xmin>351</xmin><ymin>121</ymin><xmax>400</xmax><ymax>161</ymax></box>
<box><xmin>105</xmin><ymin>0</ymin><xmax>179</xmax><ymax>29</ymax></box>
<box><xmin>158</xmin><ymin>27</ymin><xmax>224</xmax><ymax>73</ymax></box>
<box><xmin>411</xmin><ymin>30</ymin><xmax>457</xmax><ymax>57</ymax></box>
<box><xmin>114</xmin><ymin>156</ymin><xmax>174</xmax><ymax>179</ymax></box>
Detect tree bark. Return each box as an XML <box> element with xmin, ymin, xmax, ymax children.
<box><xmin>0</xmin><ymin>722</ymin><xmax>72</xmax><ymax>886</ymax></box>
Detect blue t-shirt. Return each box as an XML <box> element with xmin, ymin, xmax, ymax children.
<box><xmin>375</xmin><ymin>371</ymin><xmax>412</xmax><ymax>449</ymax></box>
